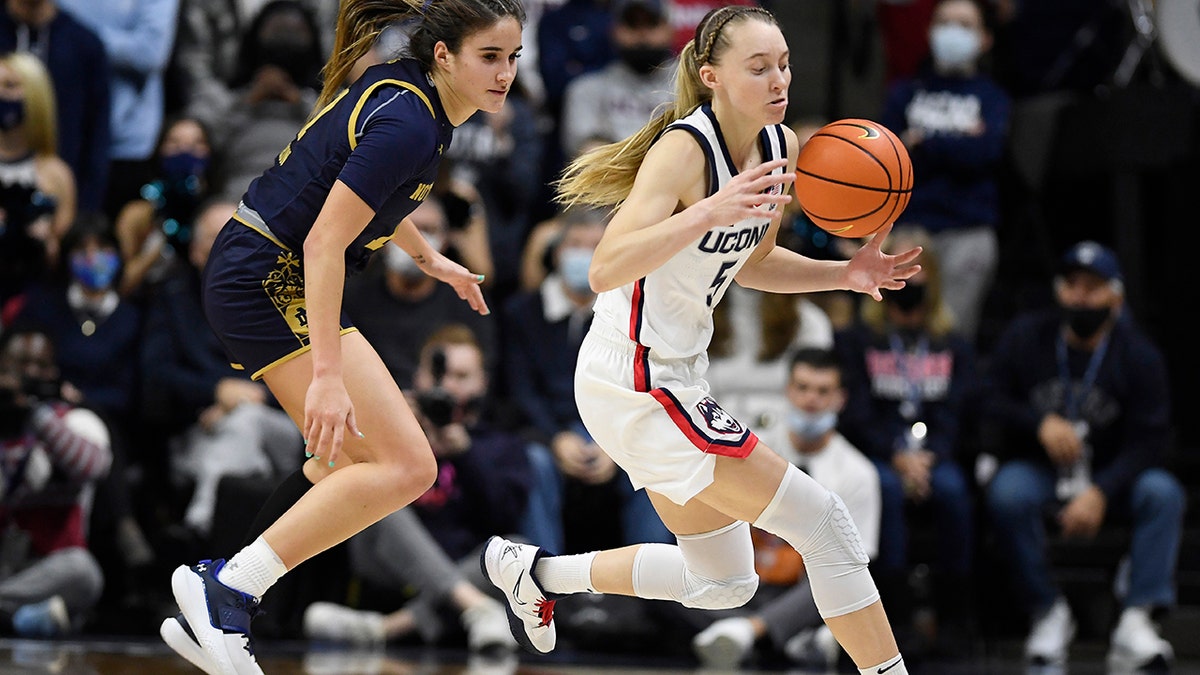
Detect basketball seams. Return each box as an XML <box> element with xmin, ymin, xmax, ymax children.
<box><xmin>794</xmin><ymin>118</ymin><xmax>913</xmax><ymax>238</ymax></box>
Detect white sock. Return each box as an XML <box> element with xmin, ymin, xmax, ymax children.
<box><xmin>533</xmin><ymin>551</ymin><xmax>597</xmax><ymax>594</ymax></box>
<box><xmin>860</xmin><ymin>655</ymin><xmax>906</xmax><ymax>675</ymax></box>
<box><xmin>217</xmin><ymin>536</ymin><xmax>288</xmax><ymax>600</ymax></box>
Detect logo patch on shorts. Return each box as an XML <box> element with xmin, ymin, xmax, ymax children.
<box><xmin>695</xmin><ymin>397</ymin><xmax>744</xmax><ymax>435</ymax></box>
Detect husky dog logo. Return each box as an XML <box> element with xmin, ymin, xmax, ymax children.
<box><xmin>696</xmin><ymin>397</ymin><xmax>744</xmax><ymax>434</ymax></box>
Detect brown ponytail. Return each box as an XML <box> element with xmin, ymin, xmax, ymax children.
<box><xmin>315</xmin><ymin>0</ymin><xmax>526</xmax><ymax>115</ymax></box>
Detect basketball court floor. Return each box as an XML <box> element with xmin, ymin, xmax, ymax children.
<box><xmin>1</xmin><ymin>638</ymin><xmax>1197</xmax><ymax>675</ymax></box>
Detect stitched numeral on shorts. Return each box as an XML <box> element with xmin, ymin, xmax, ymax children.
<box><xmin>706</xmin><ymin>260</ymin><xmax>737</xmax><ymax>307</ymax></box>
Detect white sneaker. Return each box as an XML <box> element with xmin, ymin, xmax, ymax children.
<box><xmin>784</xmin><ymin>624</ymin><xmax>840</xmax><ymax>671</ymax></box>
<box><xmin>461</xmin><ymin>597</ymin><xmax>518</xmax><ymax>652</ymax></box>
<box><xmin>479</xmin><ymin>536</ymin><xmax>557</xmax><ymax>654</ymax></box>
<box><xmin>171</xmin><ymin>560</ymin><xmax>264</xmax><ymax>675</ymax></box>
<box><xmin>692</xmin><ymin>616</ymin><xmax>756</xmax><ymax>668</ymax></box>
<box><xmin>302</xmin><ymin>602</ymin><xmax>386</xmax><ymax>646</ymax></box>
<box><xmin>1107</xmin><ymin>606</ymin><xmax>1174</xmax><ymax>672</ymax></box>
<box><xmin>1024</xmin><ymin>597</ymin><xmax>1076</xmax><ymax>666</ymax></box>
<box><xmin>161</xmin><ymin>613</ymin><xmax>220</xmax><ymax>675</ymax></box>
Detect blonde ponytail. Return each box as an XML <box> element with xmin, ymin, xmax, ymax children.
<box><xmin>554</xmin><ymin>40</ymin><xmax>709</xmax><ymax>210</ymax></box>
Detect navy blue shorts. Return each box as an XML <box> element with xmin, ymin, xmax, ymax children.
<box><xmin>202</xmin><ymin>218</ymin><xmax>356</xmax><ymax>380</ymax></box>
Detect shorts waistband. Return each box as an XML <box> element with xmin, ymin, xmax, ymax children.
<box><xmin>587</xmin><ymin>320</ymin><xmax>702</xmax><ymax>365</ymax></box>
<box><xmin>233</xmin><ymin>202</ymin><xmax>289</xmax><ymax>250</ymax></box>
<box><xmin>587</xmin><ymin>319</ymin><xmax>640</xmax><ymax>356</ymax></box>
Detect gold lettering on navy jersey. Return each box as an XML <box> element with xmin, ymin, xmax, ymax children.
<box><xmin>409</xmin><ymin>182</ymin><xmax>433</xmax><ymax>202</ymax></box>
<box><xmin>697</xmin><ymin>222</ymin><xmax>770</xmax><ymax>254</ymax></box>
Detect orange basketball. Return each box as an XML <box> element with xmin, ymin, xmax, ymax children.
<box><xmin>794</xmin><ymin>118</ymin><xmax>913</xmax><ymax>238</ymax></box>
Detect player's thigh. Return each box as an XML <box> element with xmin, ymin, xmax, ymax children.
<box><xmin>647</xmin><ymin>441</ymin><xmax>791</xmax><ymax>535</ymax></box>
<box><xmin>261</xmin><ymin>330</ymin><xmax>428</xmax><ymax>467</ymax></box>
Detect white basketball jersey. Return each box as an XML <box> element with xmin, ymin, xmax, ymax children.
<box><xmin>591</xmin><ymin>103</ymin><xmax>788</xmax><ymax>360</ymax></box>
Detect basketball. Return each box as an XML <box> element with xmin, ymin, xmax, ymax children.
<box><xmin>793</xmin><ymin>118</ymin><xmax>913</xmax><ymax>238</ymax></box>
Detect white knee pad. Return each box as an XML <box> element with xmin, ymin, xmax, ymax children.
<box><xmin>753</xmin><ymin>464</ymin><xmax>878</xmax><ymax>618</ymax></box>
<box><xmin>632</xmin><ymin>521</ymin><xmax>759</xmax><ymax>610</ymax></box>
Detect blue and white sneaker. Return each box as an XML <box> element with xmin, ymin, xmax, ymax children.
<box><xmin>479</xmin><ymin>536</ymin><xmax>557</xmax><ymax>654</ymax></box>
<box><xmin>171</xmin><ymin>559</ymin><xmax>263</xmax><ymax>675</ymax></box>
<box><xmin>161</xmin><ymin>613</ymin><xmax>220</xmax><ymax>675</ymax></box>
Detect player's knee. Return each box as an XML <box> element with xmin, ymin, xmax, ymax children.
<box><xmin>680</xmin><ymin>571</ymin><xmax>760</xmax><ymax>610</ymax></box>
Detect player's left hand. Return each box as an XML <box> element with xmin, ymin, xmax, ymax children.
<box><xmin>419</xmin><ymin>250</ymin><xmax>490</xmax><ymax>315</ymax></box>
<box><xmin>844</xmin><ymin>222</ymin><xmax>922</xmax><ymax>301</ymax></box>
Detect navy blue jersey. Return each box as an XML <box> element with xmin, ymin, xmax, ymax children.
<box><xmin>243</xmin><ymin>58</ymin><xmax>453</xmax><ymax>273</ymax></box>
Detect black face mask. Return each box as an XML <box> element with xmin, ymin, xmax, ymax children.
<box><xmin>260</xmin><ymin>40</ymin><xmax>316</xmax><ymax>85</ymax></box>
<box><xmin>886</xmin><ymin>283</ymin><xmax>927</xmax><ymax>312</ymax></box>
<box><xmin>618</xmin><ymin>45</ymin><xmax>672</xmax><ymax>75</ymax></box>
<box><xmin>1062</xmin><ymin>306</ymin><xmax>1111</xmax><ymax>340</ymax></box>
<box><xmin>21</xmin><ymin>375</ymin><xmax>59</xmax><ymax>402</ymax></box>
<box><xmin>0</xmin><ymin>387</ymin><xmax>27</xmax><ymax>437</ymax></box>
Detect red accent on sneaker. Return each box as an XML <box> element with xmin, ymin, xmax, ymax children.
<box><xmin>535</xmin><ymin>598</ymin><xmax>556</xmax><ymax>628</ymax></box>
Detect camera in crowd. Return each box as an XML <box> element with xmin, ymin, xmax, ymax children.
<box><xmin>416</xmin><ymin>348</ymin><xmax>458</xmax><ymax>427</ymax></box>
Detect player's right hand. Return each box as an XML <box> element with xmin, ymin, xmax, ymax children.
<box><xmin>304</xmin><ymin>374</ymin><xmax>361</xmax><ymax>467</ymax></box>
<box><xmin>701</xmin><ymin>158</ymin><xmax>793</xmax><ymax>226</ymax></box>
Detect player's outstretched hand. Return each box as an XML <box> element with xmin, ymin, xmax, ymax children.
<box><xmin>844</xmin><ymin>222</ymin><xmax>922</xmax><ymax>301</ymax></box>
<box><xmin>420</xmin><ymin>250</ymin><xmax>490</xmax><ymax>315</ymax></box>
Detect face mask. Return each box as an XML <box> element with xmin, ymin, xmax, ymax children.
<box><xmin>1062</xmin><ymin>305</ymin><xmax>1111</xmax><ymax>340</ymax></box>
<box><xmin>787</xmin><ymin>408</ymin><xmax>838</xmax><ymax>441</ymax></box>
<box><xmin>618</xmin><ymin>45</ymin><xmax>672</xmax><ymax>75</ymax></box>
<box><xmin>0</xmin><ymin>387</ymin><xmax>25</xmax><ymax>437</ymax></box>
<box><xmin>0</xmin><ymin>98</ymin><xmax>24</xmax><ymax>132</ymax></box>
<box><xmin>21</xmin><ymin>374</ymin><xmax>59</xmax><ymax>401</ymax></box>
<box><xmin>383</xmin><ymin>244</ymin><xmax>424</xmax><ymax>280</ymax></box>
<box><xmin>886</xmin><ymin>283</ymin><xmax>927</xmax><ymax>312</ymax></box>
<box><xmin>930</xmin><ymin>24</ymin><xmax>980</xmax><ymax>72</ymax></box>
<box><xmin>559</xmin><ymin>247</ymin><xmax>593</xmax><ymax>295</ymax></box>
<box><xmin>70</xmin><ymin>250</ymin><xmax>121</xmax><ymax>291</ymax></box>
<box><xmin>260</xmin><ymin>38</ymin><xmax>315</xmax><ymax>83</ymax></box>
<box><xmin>160</xmin><ymin>152</ymin><xmax>209</xmax><ymax>185</ymax></box>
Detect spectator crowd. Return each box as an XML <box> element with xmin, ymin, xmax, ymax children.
<box><xmin>0</xmin><ymin>0</ymin><xmax>1188</xmax><ymax>672</ymax></box>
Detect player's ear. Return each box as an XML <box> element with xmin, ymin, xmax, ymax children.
<box><xmin>698</xmin><ymin>63</ymin><xmax>719</xmax><ymax>90</ymax></box>
<box><xmin>433</xmin><ymin>40</ymin><xmax>452</xmax><ymax>68</ymax></box>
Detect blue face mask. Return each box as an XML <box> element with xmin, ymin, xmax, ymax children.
<box><xmin>559</xmin><ymin>247</ymin><xmax>594</xmax><ymax>295</ymax></box>
<box><xmin>160</xmin><ymin>152</ymin><xmax>209</xmax><ymax>185</ymax></box>
<box><xmin>70</xmin><ymin>250</ymin><xmax>121</xmax><ymax>291</ymax></box>
<box><xmin>787</xmin><ymin>407</ymin><xmax>838</xmax><ymax>441</ymax></box>
<box><xmin>0</xmin><ymin>98</ymin><xmax>24</xmax><ymax>132</ymax></box>
<box><xmin>929</xmin><ymin>23</ymin><xmax>980</xmax><ymax>72</ymax></box>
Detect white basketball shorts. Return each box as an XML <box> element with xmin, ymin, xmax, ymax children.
<box><xmin>575</xmin><ymin>321</ymin><xmax>759</xmax><ymax>505</ymax></box>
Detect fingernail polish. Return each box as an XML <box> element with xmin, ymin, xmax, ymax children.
<box><xmin>305</xmin><ymin>451</ymin><xmax>313</xmax><ymax>458</ymax></box>
<box><xmin>328</xmin><ymin>460</ymin><xmax>335</xmax><ymax>468</ymax></box>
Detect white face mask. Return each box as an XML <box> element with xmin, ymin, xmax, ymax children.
<box><xmin>930</xmin><ymin>23</ymin><xmax>981</xmax><ymax>72</ymax></box>
<box><xmin>558</xmin><ymin>247</ymin><xmax>594</xmax><ymax>295</ymax></box>
<box><xmin>787</xmin><ymin>407</ymin><xmax>838</xmax><ymax>441</ymax></box>
<box><xmin>383</xmin><ymin>244</ymin><xmax>424</xmax><ymax>279</ymax></box>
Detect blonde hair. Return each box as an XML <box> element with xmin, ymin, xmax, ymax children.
<box><xmin>315</xmin><ymin>0</ymin><xmax>526</xmax><ymax>115</ymax></box>
<box><xmin>860</xmin><ymin>226</ymin><xmax>957</xmax><ymax>338</ymax></box>
<box><xmin>554</xmin><ymin>6</ymin><xmax>778</xmax><ymax>210</ymax></box>
<box><xmin>1</xmin><ymin>52</ymin><xmax>57</xmax><ymax>156</ymax></box>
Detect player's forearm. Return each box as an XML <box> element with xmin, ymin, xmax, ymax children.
<box><xmin>736</xmin><ymin>246</ymin><xmax>849</xmax><ymax>294</ymax></box>
<box><xmin>302</xmin><ymin>243</ymin><xmax>348</xmax><ymax>379</ymax></box>
<box><xmin>589</xmin><ymin>207</ymin><xmax>714</xmax><ymax>292</ymax></box>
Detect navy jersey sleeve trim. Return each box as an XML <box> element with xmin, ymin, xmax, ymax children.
<box><xmin>347</xmin><ymin>79</ymin><xmax>435</xmax><ymax>151</ymax></box>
